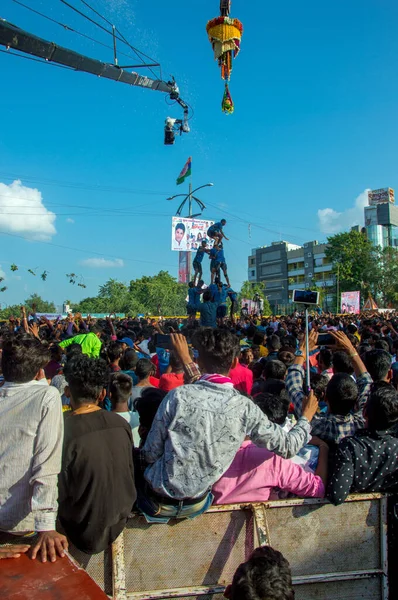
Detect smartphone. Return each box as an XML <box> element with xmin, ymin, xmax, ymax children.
<box><xmin>292</xmin><ymin>289</ymin><xmax>320</xmax><ymax>306</ymax></box>
<box><xmin>317</xmin><ymin>333</ymin><xmax>335</xmax><ymax>346</ymax></box>
<box><xmin>154</xmin><ymin>333</ymin><xmax>172</xmax><ymax>349</ymax></box>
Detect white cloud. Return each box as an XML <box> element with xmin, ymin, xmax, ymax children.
<box><xmin>0</xmin><ymin>180</ymin><xmax>56</xmax><ymax>241</ymax></box>
<box><xmin>66</xmin><ymin>218</ymin><xmax>75</xmax><ymax>224</ymax></box>
<box><xmin>0</xmin><ymin>265</ymin><xmax>5</xmax><ymax>280</ymax></box>
<box><xmin>318</xmin><ymin>189</ymin><xmax>369</xmax><ymax>235</ymax></box>
<box><xmin>80</xmin><ymin>258</ymin><xmax>124</xmax><ymax>269</ymax></box>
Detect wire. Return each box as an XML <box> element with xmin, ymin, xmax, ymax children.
<box><xmin>59</xmin><ymin>0</ymin><xmax>161</xmax><ymax>74</ymax></box>
<box><xmin>0</xmin><ymin>230</ymin><xmax>177</xmax><ymax>269</ymax></box>
<box><xmin>79</xmin><ymin>0</ymin><xmax>113</xmax><ymax>27</ymax></box>
<box><xmin>113</xmin><ymin>27</ymin><xmax>160</xmax><ymax>81</ymax></box>
<box><xmin>0</xmin><ymin>172</ymin><xmax>172</xmax><ymax>195</ymax></box>
<box><xmin>11</xmin><ymin>0</ymin><xmax>140</xmax><ymax>62</ymax></box>
<box><xmin>0</xmin><ymin>47</ymin><xmax>76</xmax><ymax>71</ymax></box>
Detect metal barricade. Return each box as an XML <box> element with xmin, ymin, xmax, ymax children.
<box><xmin>72</xmin><ymin>494</ymin><xmax>388</xmax><ymax>600</ymax></box>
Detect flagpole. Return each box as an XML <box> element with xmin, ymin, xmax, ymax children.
<box><xmin>187</xmin><ymin>163</ymin><xmax>193</xmax><ymax>280</ymax></box>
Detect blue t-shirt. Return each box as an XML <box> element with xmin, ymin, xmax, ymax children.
<box><xmin>193</xmin><ymin>288</ymin><xmax>203</xmax><ymax>307</ymax></box>
<box><xmin>218</xmin><ymin>286</ymin><xmax>228</xmax><ymax>306</ymax></box>
<box><xmin>200</xmin><ymin>302</ymin><xmax>217</xmax><ymax>327</ymax></box>
<box><xmin>227</xmin><ymin>287</ymin><xmax>237</xmax><ymax>302</ymax></box>
<box><xmin>216</xmin><ymin>247</ymin><xmax>225</xmax><ymax>263</ymax></box>
<box><xmin>188</xmin><ymin>288</ymin><xmax>196</xmax><ymax>305</ymax></box>
<box><xmin>209</xmin><ymin>247</ymin><xmax>218</xmax><ymax>260</ymax></box>
<box><xmin>194</xmin><ymin>248</ymin><xmax>206</xmax><ymax>264</ymax></box>
<box><xmin>208</xmin><ymin>283</ymin><xmax>218</xmax><ymax>301</ymax></box>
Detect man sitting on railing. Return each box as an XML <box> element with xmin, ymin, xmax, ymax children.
<box><xmin>138</xmin><ymin>330</ymin><xmax>319</xmax><ymax>523</ymax></box>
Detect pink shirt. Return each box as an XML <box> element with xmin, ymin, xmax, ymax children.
<box><xmin>212</xmin><ymin>441</ymin><xmax>325</xmax><ymax>505</ymax></box>
<box><xmin>229</xmin><ymin>363</ymin><xmax>253</xmax><ymax>394</ymax></box>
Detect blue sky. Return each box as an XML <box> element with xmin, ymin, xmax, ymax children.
<box><xmin>1</xmin><ymin>0</ymin><xmax>398</xmax><ymax>307</ymax></box>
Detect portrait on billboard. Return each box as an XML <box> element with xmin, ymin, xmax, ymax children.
<box><xmin>341</xmin><ymin>291</ymin><xmax>360</xmax><ymax>315</ymax></box>
<box><xmin>171</xmin><ymin>217</ymin><xmax>215</xmax><ymax>252</ymax></box>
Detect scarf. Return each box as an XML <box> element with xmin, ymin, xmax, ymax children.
<box><xmin>199</xmin><ymin>373</ymin><xmax>234</xmax><ymax>388</ymax></box>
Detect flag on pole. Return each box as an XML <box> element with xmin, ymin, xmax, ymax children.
<box><xmin>176</xmin><ymin>157</ymin><xmax>192</xmax><ymax>185</ymax></box>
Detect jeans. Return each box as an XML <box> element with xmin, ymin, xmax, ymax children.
<box><xmin>136</xmin><ymin>490</ymin><xmax>214</xmax><ymax>524</ymax></box>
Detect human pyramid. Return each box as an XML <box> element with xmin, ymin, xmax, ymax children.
<box><xmin>187</xmin><ymin>219</ymin><xmax>238</xmax><ymax>324</ymax></box>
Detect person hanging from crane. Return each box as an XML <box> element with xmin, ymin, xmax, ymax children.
<box><xmin>207</xmin><ymin>219</ymin><xmax>229</xmax><ymax>245</ymax></box>
<box><xmin>220</xmin><ymin>0</ymin><xmax>231</xmax><ymax>17</ymax></box>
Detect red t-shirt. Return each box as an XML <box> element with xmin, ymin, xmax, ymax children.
<box><xmin>159</xmin><ymin>372</ymin><xmax>185</xmax><ymax>392</ymax></box>
<box><xmin>149</xmin><ymin>376</ymin><xmax>160</xmax><ymax>388</ymax></box>
<box><xmin>229</xmin><ymin>363</ymin><xmax>253</xmax><ymax>395</ymax></box>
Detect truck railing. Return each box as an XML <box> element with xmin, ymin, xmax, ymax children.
<box><xmin>67</xmin><ymin>493</ymin><xmax>389</xmax><ymax>600</ymax></box>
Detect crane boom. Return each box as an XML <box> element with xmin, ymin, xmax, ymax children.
<box><xmin>0</xmin><ymin>18</ymin><xmax>174</xmax><ymax>94</ymax></box>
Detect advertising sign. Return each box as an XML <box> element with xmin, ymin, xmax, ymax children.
<box><xmin>171</xmin><ymin>217</ymin><xmax>215</xmax><ymax>252</ymax></box>
<box><xmin>368</xmin><ymin>188</ymin><xmax>395</xmax><ymax>206</ymax></box>
<box><xmin>341</xmin><ymin>291</ymin><xmax>360</xmax><ymax>315</ymax></box>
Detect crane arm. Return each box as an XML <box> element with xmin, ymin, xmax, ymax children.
<box><xmin>0</xmin><ymin>18</ymin><xmax>175</xmax><ymax>94</ymax></box>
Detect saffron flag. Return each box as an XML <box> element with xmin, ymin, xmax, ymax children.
<box><xmin>176</xmin><ymin>157</ymin><xmax>192</xmax><ymax>185</ymax></box>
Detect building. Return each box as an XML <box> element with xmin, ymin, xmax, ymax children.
<box><xmin>248</xmin><ymin>240</ymin><xmax>335</xmax><ymax>312</ymax></box>
<box><xmin>364</xmin><ymin>188</ymin><xmax>398</xmax><ymax>249</ymax></box>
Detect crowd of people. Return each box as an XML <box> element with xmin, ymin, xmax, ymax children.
<box><xmin>0</xmin><ymin>304</ymin><xmax>397</xmax><ymax>598</ymax></box>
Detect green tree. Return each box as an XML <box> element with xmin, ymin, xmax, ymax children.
<box><xmin>24</xmin><ymin>294</ymin><xmax>56</xmax><ymax>313</ymax></box>
<box><xmin>325</xmin><ymin>230</ymin><xmax>378</xmax><ymax>299</ymax></box>
<box><xmin>238</xmin><ymin>281</ymin><xmax>272</xmax><ymax>316</ymax></box>
<box><xmin>72</xmin><ymin>272</ymin><xmax>188</xmax><ymax>316</ymax></box>
<box><xmin>374</xmin><ymin>247</ymin><xmax>398</xmax><ymax>307</ymax></box>
<box><xmin>129</xmin><ymin>271</ymin><xmax>187</xmax><ymax>316</ymax></box>
<box><xmin>0</xmin><ymin>304</ymin><xmax>22</xmax><ymax>320</ymax></box>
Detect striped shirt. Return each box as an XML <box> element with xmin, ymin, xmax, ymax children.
<box><xmin>0</xmin><ymin>381</ymin><xmax>63</xmax><ymax>532</ymax></box>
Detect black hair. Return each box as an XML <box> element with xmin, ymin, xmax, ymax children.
<box><xmin>309</xmin><ymin>373</ymin><xmax>329</xmax><ymax>401</ymax></box>
<box><xmin>120</xmin><ymin>349</ymin><xmax>138</xmax><ymax>371</ymax></box>
<box><xmin>220</xmin><ymin>219</ymin><xmax>227</xmax><ymax>225</ymax></box>
<box><xmin>366</xmin><ymin>382</ymin><xmax>398</xmax><ymax>431</ymax></box>
<box><xmin>50</xmin><ymin>345</ymin><xmax>63</xmax><ymax>361</ymax></box>
<box><xmin>326</xmin><ymin>373</ymin><xmax>358</xmax><ymax>415</ymax></box>
<box><xmin>264</xmin><ymin>360</ymin><xmax>287</xmax><ymax>381</ymax></box>
<box><xmin>363</xmin><ymin>349</ymin><xmax>392</xmax><ymax>382</ymax></box>
<box><xmin>332</xmin><ymin>351</ymin><xmax>354</xmax><ymax>375</ymax></box>
<box><xmin>318</xmin><ymin>348</ymin><xmax>332</xmax><ymax>369</ymax></box>
<box><xmin>110</xmin><ymin>372</ymin><xmax>133</xmax><ymax>404</ymax></box>
<box><xmin>64</xmin><ymin>354</ymin><xmax>108</xmax><ymax>403</ymax></box>
<box><xmin>203</xmin><ymin>290</ymin><xmax>212</xmax><ymax>302</ymax></box>
<box><xmin>134</xmin><ymin>388</ymin><xmax>167</xmax><ymax>430</ymax></box>
<box><xmin>1</xmin><ymin>334</ymin><xmax>50</xmax><ymax>383</ymax></box>
<box><xmin>192</xmin><ymin>328</ymin><xmax>240</xmax><ymax>375</ymax></box>
<box><xmin>230</xmin><ymin>546</ymin><xmax>294</xmax><ymax>600</ymax></box>
<box><xmin>135</xmin><ymin>358</ymin><xmax>155</xmax><ymax>381</ymax></box>
<box><xmin>107</xmin><ymin>341</ymin><xmax>124</xmax><ymax>363</ymax></box>
<box><xmin>66</xmin><ymin>342</ymin><xmax>83</xmax><ymax>356</ymax></box>
<box><xmin>90</xmin><ymin>324</ymin><xmax>103</xmax><ymax>334</ymax></box>
<box><xmin>375</xmin><ymin>339</ymin><xmax>392</xmax><ymax>354</ymax></box>
<box><xmin>262</xmin><ymin>378</ymin><xmax>287</xmax><ymax>398</ymax></box>
<box><xmin>278</xmin><ymin>350</ymin><xmax>295</xmax><ymax>368</ymax></box>
<box><xmin>267</xmin><ymin>335</ymin><xmax>281</xmax><ymax>352</ymax></box>
<box><xmin>253</xmin><ymin>392</ymin><xmax>289</xmax><ymax>425</ymax></box>
<box><xmin>252</xmin><ymin>332</ymin><xmax>265</xmax><ymax>346</ymax></box>
<box><xmin>175</xmin><ymin>222</ymin><xmax>185</xmax><ymax>233</ymax></box>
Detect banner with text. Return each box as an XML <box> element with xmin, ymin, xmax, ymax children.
<box><xmin>341</xmin><ymin>291</ymin><xmax>360</xmax><ymax>314</ymax></box>
<box><xmin>171</xmin><ymin>217</ymin><xmax>215</xmax><ymax>252</ymax></box>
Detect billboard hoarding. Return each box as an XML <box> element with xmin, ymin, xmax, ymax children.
<box><xmin>171</xmin><ymin>217</ymin><xmax>215</xmax><ymax>252</ymax></box>
<box><xmin>341</xmin><ymin>291</ymin><xmax>360</xmax><ymax>315</ymax></box>
<box><xmin>368</xmin><ymin>188</ymin><xmax>395</xmax><ymax>206</ymax></box>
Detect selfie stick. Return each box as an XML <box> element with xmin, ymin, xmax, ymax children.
<box><xmin>304</xmin><ymin>305</ymin><xmax>311</xmax><ymax>395</ymax></box>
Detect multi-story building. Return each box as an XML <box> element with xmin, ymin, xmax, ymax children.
<box><xmin>364</xmin><ymin>188</ymin><xmax>398</xmax><ymax>249</ymax></box>
<box><xmin>248</xmin><ymin>240</ymin><xmax>335</xmax><ymax>312</ymax></box>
